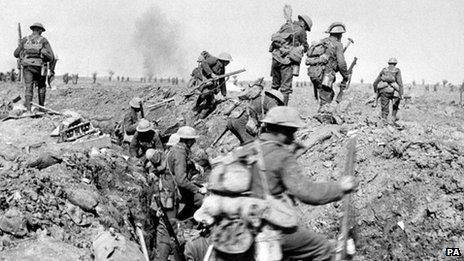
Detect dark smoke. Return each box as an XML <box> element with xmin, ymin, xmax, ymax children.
<box><xmin>134</xmin><ymin>7</ymin><xmax>189</xmax><ymax>77</ymax></box>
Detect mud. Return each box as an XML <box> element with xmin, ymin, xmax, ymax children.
<box><xmin>0</xmin><ymin>78</ymin><xmax>463</xmax><ymax>260</ymax></box>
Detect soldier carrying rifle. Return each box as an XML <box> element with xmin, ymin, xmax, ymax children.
<box><xmin>372</xmin><ymin>57</ymin><xmax>404</xmax><ymax>124</ymax></box>
<box><xmin>192</xmin><ymin>52</ymin><xmax>233</xmax><ymax>119</ymax></box>
<box><xmin>14</xmin><ymin>23</ymin><xmax>55</xmax><ymax>115</ymax></box>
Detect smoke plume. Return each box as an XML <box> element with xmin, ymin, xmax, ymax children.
<box><xmin>134</xmin><ymin>7</ymin><xmax>189</xmax><ymax>78</ymax></box>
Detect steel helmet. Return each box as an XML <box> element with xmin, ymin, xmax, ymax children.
<box><xmin>177</xmin><ymin>126</ymin><xmax>199</xmax><ymax>139</ymax></box>
<box><xmin>325</xmin><ymin>22</ymin><xmax>346</xmax><ymax>34</ymax></box>
<box><xmin>166</xmin><ymin>133</ymin><xmax>180</xmax><ymax>146</ymax></box>
<box><xmin>212</xmin><ymin>219</ymin><xmax>253</xmax><ymax>254</ymax></box>
<box><xmin>298</xmin><ymin>15</ymin><xmax>313</xmax><ymax>30</ymax></box>
<box><xmin>218</xmin><ymin>52</ymin><xmax>233</xmax><ymax>62</ymax></box>
<box><xmin>136</xmin><ymin>119</ymin><xmax>154</xmax><ymax>132</ymax></box>
<box><xmin>129</xmin><ymin>97</ymin><xmax>142</xmax><ymax>108</ymax></box>
<box><xmin>30</xmin><ymin>23</ymin><xmax>45</xmax><ymax>31</ymax></box>
<box><xmin>388</xmin><ymin>57</ymin><xmax>398</xmax><ymax>64</ymax></box>
<box><xmin>261</xmin><ymin>106</ymin><xmax>305</xmax><ymax>128</ymax></box>
<box><xmin>264</xmin><ymin>89</ymin><xmax>285</xmax><ymax>105</ymax></box>
<box><xmin>145</xmin><ymin>149</ymin><xmax>162</xmax><ymax>164</ymax></box>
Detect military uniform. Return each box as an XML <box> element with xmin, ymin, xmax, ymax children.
<box><xmin>372</xmin><ymin>59</ymin><xmax>403</xmax><ymax>122</ymax></box>
<box><xmin>13</xmin><ymin>23</ymin><xmax>54</xmax><ymax>112</ymax></box>
<box><xmin>123</xmin><ymin>108</ymin><xmax>140</xmax><ymax>135</ymax></box>
<box><xmin>194</xmin><ymin>53</ymin><xmax>230</xmax><ymax>119</ymax></box>
<box><xmin>227</xmin><ymin>89</ymin><xmax>283</xmax><ymax>144</ymax></box>
<box><xmin>270</xmin><ymin>18</ymin><xmax>310</xmax><ymax>104</ymax></box>
<box><xmin>251</xmin><ymin>134</ymin><xmax>345</xmax><ymax>260</ymax></box>
<box><xmin>129</xmin><ymin>130</ymin><xmax>164</xmax><ymax>158</ymax></box>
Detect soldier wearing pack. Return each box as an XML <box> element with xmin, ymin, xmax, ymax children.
<box><xmin>270</xmin><ymin>15</ymin><xmax>312</xmax><ymax>105</ymax></box>
<box><xmin>14</xmin><ymin>23</ymin><xmax>55</xmax><ymax>114</ymax></box>
<box><xmin>306</xmin><ymin>22</ymin><xmax>349</xmax><ymax>112</ymax></box>
<box><xmin>226</xmin><ymin>83</ymin><xmax>285</xmax><ymax>144</ymax></box>
<box><xmin>194</xmin><ymin>52</ymin><xmax>232</xmax><ymax>119</ymax></box>
<box><xmin>372</xmin><ymin>58</ymin><xmax>404</xmax><ymax>123</ymax></box>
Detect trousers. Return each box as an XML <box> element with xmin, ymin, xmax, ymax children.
<box><xmin>379</xmin><ymin>92</ymin><xmax>400</xmax><ymax>119</ymax></box>
<box><xmin>271</xmin><ymin>59</ymin><xmax>293</xmax><ymax>95</ymax></box>
<box><xmin>23</xmin><ymin>66</ymin><xmax>47</xmax><ymax>110</ymax></box>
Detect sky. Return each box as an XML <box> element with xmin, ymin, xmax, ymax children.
<box><xmin>0</xmin><ymin>0</ymin><xmax>463</xmax><ymax>84</ymax></box>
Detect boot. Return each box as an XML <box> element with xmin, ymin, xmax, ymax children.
<box><xmin>283</xmin><ymin>93</ymin><xmax>290</xmax><ymax>106</ymax></box>
<box><xmin>38</xmin><ymin>92</ymin><xmax>46</xmax><ymax>106</ymax></box>
<box><xmin>392</xmin><ymin>110</ymin><xmax>399</xmax><ymax>122</ymax></box>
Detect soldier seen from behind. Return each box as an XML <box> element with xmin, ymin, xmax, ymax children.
<box><xmin>372</xmin><ymin>58</ymin><xmax>404</xmax><ymax>125</ymax></box>
<box><xmin>14</xmin><ymin>23</ymin><xmax>55</xmax><ymax>114</ymax></box>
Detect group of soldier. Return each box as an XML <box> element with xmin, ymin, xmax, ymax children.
<box><xmin>0</xmin><ymin>69</ymin><xmax>19</xmax><ymax>82</ymax></box>
<box><xmin>12</xmin><ymin>16</ymin><xmax>405</xmax><ymax>261</ymax></box>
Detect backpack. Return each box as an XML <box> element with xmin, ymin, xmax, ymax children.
<box><xmin>380</xmin><ymin>67</ymin><xmax>397</xmax><ymax>83</ymax></box>
<box><xmin>305</xmin><ymin>39</ymin><xmax>334</xmax><ymax>81</ymax></box>
<box><xmin>22</xmin><ymin>35</ymin><xmax>46</xmax><ymax>66</ymax></box>
<box><xmin>205</xmin><ymin>141</ymin><xmax>298</xmax><ymax>228</ymax></box>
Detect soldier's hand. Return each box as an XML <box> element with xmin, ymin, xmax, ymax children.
<box><xmin>198</xmin><ymin>185</ymin><xmax>208</xmax><ymax>194</ymax></box>
<box><xmin>339</xmin><ymin>176</ymin><xmax>358</xmax><ymax>193</ymax></box>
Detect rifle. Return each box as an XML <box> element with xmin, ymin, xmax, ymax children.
<box><xmin>335</xmin><ymin>138</ymin><xmax>357</xmax><ymax>261</ymax></box>
<box><xmin>336</xmin><ymin>57</ymin><xmax>357</xmax><ymax>103</ymax></box>
<box><xmin>184</xmin><ymin>69</ymin><xmax>246</xmax><ymax>99</ymax></box>
<box><xmin>17</xmin><ymin>23</ymin><xmax>23</xmax><ymax>83</ymax></box>
<box><xmin>146</xmin><ymin>97</ymin><xmax>175</xmax><ymax>110</ymax></box>
<box><xmin>211</xmin><ymin>128</ymin><xmax>229</xmax><ymax>147</ymax></box>
<box><xmin>153</xmin><ymin>195</ymin><xmax>186</xmax><ymax>261</ymax></box>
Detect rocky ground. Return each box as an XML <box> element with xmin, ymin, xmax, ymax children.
<box><xmin>0</xmin><ymin>78</ymin><xmax>463</xmax><ymax>260</ymax></box>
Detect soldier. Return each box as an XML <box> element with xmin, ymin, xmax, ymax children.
<box><xmin>307</xmin><ymin>22</ymin><xmax>349</xmax><ymax>115</ymax></box>
<box><xmin>14</xmin><ymin>23</ymin><xmax>54</xmax><ymax>114</ymax></box>
<box><xmin>10</xmin><ymin>69</ymin><xmax>16</xmax><ymax>82</ymax></box>
<box><xmin>92</xmin><ymin>72</ymin><xmax>97</xmax><ymax>83</ymax></box>
<box><xmin>72</xmin><ymin>73</ymin><xmax>79</xmax><ymax>84</ymax></box>
<box><xmin>122</xmin><ymin>97</ymin><xmax>143</xmax><ymax>142</ymax></box>
<box><xmin>253</xmin><ymin>106</ymin><xmax>358</xmax><ymax>260</ymax></box>
<box><xmin>372</xmin><ymin>58</ymin><xmax>403</xmax><ymax>123</ymax></box>
<box><xmin>129</xmin><ymin>119</ymin><xmax>164</xmax><ymax>159</ymax></box>
<box><xmin>226</xmin><ymin>81</ymin><xmax>285</xmax><ymax>144</ymax></box>
<box><xmin>63</xmin><ymin>73</ymin><xmax>69</xmax><ymax>84</ymax></box>
<box><xmin>270</xmin><ymin>15</ymin><xmax>312</xmax><ymax>105</ymax></box>
<box><xmin>194</xmin><ymin>52</ymin><xmax>232</xmax><ymax>119</ymax></box>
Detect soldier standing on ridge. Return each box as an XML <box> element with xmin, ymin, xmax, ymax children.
<box><xmin>14</xmin><ymin>22</ymin><xmax>54</xmax><ymax>114</ymax></box>
<box><xmin>373</xmin><ymin>58</ymin><xmax>404</xmax><ymax>124</ymax></box>
<box><xmin>307</xmin><ymin>22</ymin><xmax>349</xmax><ymax>117</ymax></box>
<box><xmin>270</xmin><ymin>14</ymin><xmax>312</xmax><ymax>105</ymax></box>
<box><xmin>122</xmin><ymin>97</ymin><xmax>143</xmax><ymax>143</ymax></box>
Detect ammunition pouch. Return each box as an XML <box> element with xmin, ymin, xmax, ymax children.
<box><xmin>288</xmin><ymin>46</ymin><xmax>304</xmax><ymax>64</ymax></box>
<box><xmin>21</xmin><ymin>57</ymin><xmax>43</xmax><ymax>67</ymax></box>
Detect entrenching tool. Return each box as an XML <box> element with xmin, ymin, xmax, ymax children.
<box><xmin>335</xmin><ymin>57</ymin><xmax>358</xmax><ymax>104</ymax></box>
<box><xmin>343</xmin><ymin>38</ymin><xmax>354</xmax><ymax>53</ymax></box>
<box><xmin>335</xmin><ymin>137</ymin><xmax>358</xmax><ymax>261</ymax></box>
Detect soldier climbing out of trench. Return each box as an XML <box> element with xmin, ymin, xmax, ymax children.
<box><xmin>225</xmin><ymin>78</ymin><xmax>285</xmax><ymax>145</ymax></box>
<box><xmin>306</xmin><ymin>22</ymin><xmax>350</xmax><ymax>121</ymax></box>
<box><xmin>372</xmin><ymin>57</ymin><xmax>404</xmax><ymax>125</ymax></box>
<box><xmin>14</xmin><ymin>22</ymin><xmax>55</xmax><ymax>115</ymax></box>
<box><xmin>121</xmin><ymin>97</ymin><xmax>144</xmax><ymax>143</ymax></box>
<box><xmin>193</xmin><ymin>52</ymin><xmax>233</xmax><ymax>119</ymax></box>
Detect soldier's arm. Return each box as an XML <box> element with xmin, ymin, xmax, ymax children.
<box><xmin>299</xmin><ymin>30</ymin><xmax>309</xmax><ymax>53</ymax></box>
<box><xmin>282</xmin><ymin>155</ymin><xmax>345</xmax><ymax>205</ymax></box>
<box><xmin>372</xmin><ymin>71</ymin><xmax>383</xmax><ymax>92</ymax></box>
<box><xmin>13</xmin><ymin>38</ymin><xmax>26</xmax><ymax>58</ymax></box>
<box><xmin>173</xmin><ymin>150</ymin><xmax>199</xmax><ymax>193</ymax></box>
<box><xmin>123</xmin><ymin>113</ymin><xmax>137</xmax><ymax>134</ymax></box>
<box><xmin>129</xmin><ymin>133</ymin><xmax>140</xmax><ymax>157</ymax></box>
<box><xmin>335</xmin><ymin>42</ymin><xmax>349</xmax><ymax>80</ymax></box>
<box><xmin>396</xmin><ymin>69</ymin><xmax>404</xmax><ymax>96</ymax></box>
<box><xmin>41</xmin><ymin>40</ymin><xmax>55</xmax><ymax>62</ymax></box>
<box><xmin>201</xmin><ymin>57</ymin><xmax>217</xmax><ymax>78</ymax></box>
